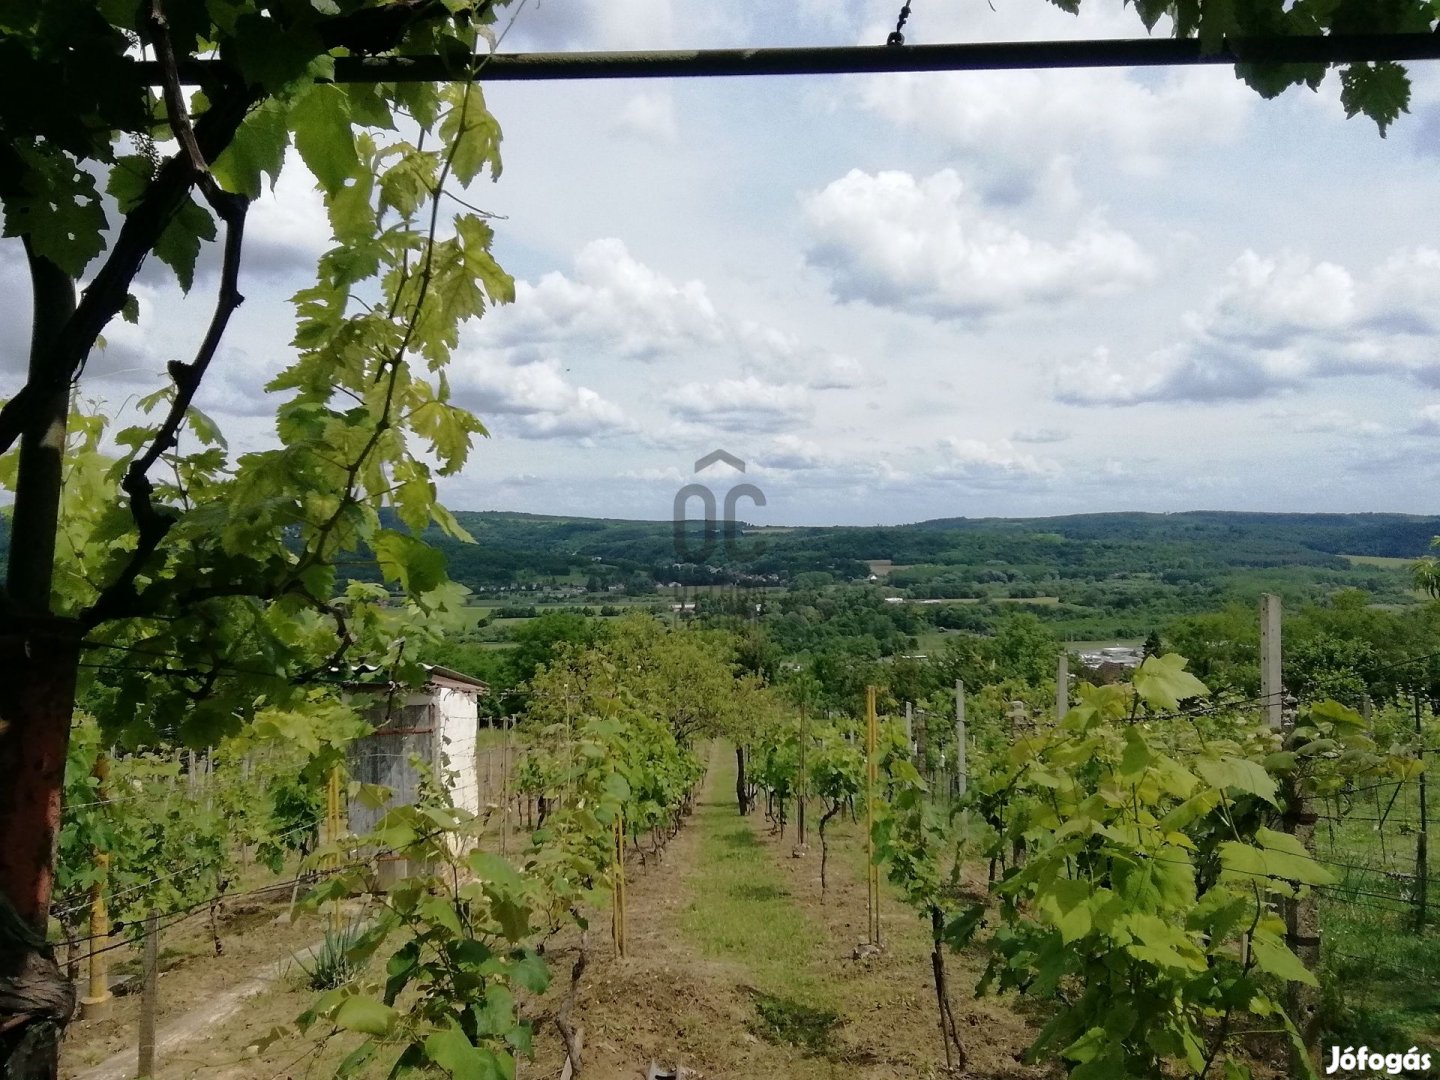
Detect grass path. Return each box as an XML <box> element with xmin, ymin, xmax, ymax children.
<box><xmin>667</xmin><ymin>746</ymin><xmax>1051</xmax><ymax>1079</ymax></box>
<box><xmin>677</xmin><ymin>748</ymin><xmax>834</xmax><ymax>1010</ymax></box>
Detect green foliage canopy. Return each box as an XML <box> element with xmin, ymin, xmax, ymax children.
<box><xmin>1</xmin><ymin>0</ymin><xmax>519</xmax><ymax>749</ymax></box>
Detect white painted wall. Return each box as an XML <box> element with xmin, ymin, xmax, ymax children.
<box><xmin>347</xmin><ymin>678</ymin><xmax>485</xmax><ymax>867</ymax></box>
<box><xmin>436</xmin><ymin>684</ymin><xmax>481</xmax><ymax>822</ymax></box>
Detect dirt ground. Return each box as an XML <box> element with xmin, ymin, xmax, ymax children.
<box><xmin>58</xmin><ymin>747</ymin><xmax>1053</xmax><ymax>1079</ymax></box>
<box><xmin>521</xmin><ymin>747</ymin><xmax>1053</xmax><ymax>1080</ymax></box>
<box><xmin>59</xmin><ymin>881</ymin><xmax>337</xmax><ymax>1079</ymax></box>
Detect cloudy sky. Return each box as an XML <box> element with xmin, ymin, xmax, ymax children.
<box><xmin>7</xmin><ymin>0</ymin><xmax>1440</xmax><ymax>526</ymax></box>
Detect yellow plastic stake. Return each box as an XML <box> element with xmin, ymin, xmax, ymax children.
<box><xmin>80</xmin><ymin>852</ymin><xmax>112</xmax><ymax>1019</ymax></box>
<box><xmin>80</xmin><ymin>753</ymin><xmax>113</xmax><ymax>1019</ymax></box>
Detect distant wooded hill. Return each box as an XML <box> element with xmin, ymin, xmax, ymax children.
<box><xmin>3</xmin><ymin>508</ymin><xmax>1435</xmax><ymax>592</ymax></box>
<box><xmin>429</xmin><ymin>509</ymin><xmax>1440</xmax><ymax>589</ymax></box>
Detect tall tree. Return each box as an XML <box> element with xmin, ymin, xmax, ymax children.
<box><xmin>0</xmin><ymin>0</ymin><xmax>513</xmax><ymax>1072</ymax></box>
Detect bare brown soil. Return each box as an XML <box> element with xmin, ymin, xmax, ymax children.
<box><xmin>522</xmin><ymin>751</ymin><xmax>1054</xmax><ymax>1080</ymax></box>
<box><xmin>59</xmin><ymin>882</ymin><xmax>335</xmax><ymax>1079</ymax></box>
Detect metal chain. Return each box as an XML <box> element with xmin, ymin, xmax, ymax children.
<box><xmin>887</xmin><ymin>0</ymin><xmax>912</xmax><ymax>46</ymax></box>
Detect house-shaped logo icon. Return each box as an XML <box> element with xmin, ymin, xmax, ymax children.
<box><xmin>694</xmin><ymin>449</ymin><xmax>745</xmax><ymax>474</ymax></box>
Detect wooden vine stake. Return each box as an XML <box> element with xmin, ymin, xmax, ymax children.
<box><xmin>612</xmin><ymin>811</ymin><xmax>627</xmax><ymax>958</ymax></box>
<box><xmin>501</xmin><ymin>717</ymin><xmax>512</xmax><ymax>858</ymax></box>
<box><xmin>796</xmin><ymin>696</ymin><xmax>808</xmax><ymax>850</ymax></box>
<box><xmin>326</xmin><ymin>765</ymin><xmax>343</xmax><ymax>934</ymax></box>
<box><xmin>865</xmin><ymin>685</ymin><xmax>880</xmax><ymax>948</ymax></box>
<box><xmin>137</xmin><ymin>909</ymin><xmax>159</xmax><ymax>1079</ymax></box>
<box><xmin>1055</xmin><ymin>651</ymin><xmax>1069</xmax><ymax>721</ymax></box>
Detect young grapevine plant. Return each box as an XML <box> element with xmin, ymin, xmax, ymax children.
<box><xmin>878</xmin><ymin>655</ymin><xmax>1420</xmax><ymax>1079</ymax></box>
<box><xmin>807</xmin><ymin>726</ymin><xmax>864</xmax><ymax>894</ymax></box>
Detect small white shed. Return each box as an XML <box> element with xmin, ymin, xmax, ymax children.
<box><xmin>346</xmin><ymin>665</ymin><xmax>489</xmax><ymax>872</ymax></box>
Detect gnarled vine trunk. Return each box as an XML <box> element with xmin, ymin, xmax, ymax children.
<box><xmin>0</xmin><ymin>627</ymin><xmax>82</xmax><ymax>1079</ymax></box>
<box><xmin>735</xmin><ymin>745</ymin><xmax>749</xmax><ymax>815</ymax></box>
<box><xmin>819</xmin><ymin>801</ymin><xmax>842</xmax><ymax>894</ymax></box>
<box><xmin>928</xmin><ymin>905</ymin><xmax>966</xmax><ymax>1072</ymax></box>
<box><xmin>1</xmin><ymin>250</ymin><xmax>81</xmax><ymax>1080</ymax></box>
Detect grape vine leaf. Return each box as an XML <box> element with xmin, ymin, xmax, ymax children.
<box><xmin>210</xmin><ymin>99</ymin><xmax>291</xmax><ymax>198</ymax></box>
<box><xmin>1340</xmin><ymin>61</ymin><xmax>1412</xmax><ymax>135</ymax></box>
<box><xmin>154</xmin><ymin>195</ymin><xmax>217</xmax><ymax>293</ymax></box>
<box><xmin>334</xmin><ymin>996</ymin><xmax>398</xmax><ymax>1037</ymax></box>
<box><xmin>292</xmin><ymin>82</ymin><xmax>359</xmax><ymax>196</ymax></box>
<box><xmin>425</xmin><ymin>1023</ymin><xmax>508</xmax><ymax>1079</ymax></box>
<box><xmin>374</xmin><ymin>531</ymin><xmax>448</xmax><ymax>595</ymax></box>
<box><xmin>1037</xmin><ymin>877</ymin><xmax>1094</xmax><ymax>944</ymax></box>
<box><xmin>1133</xmin><ymin>654</ymin><xmax>1209</xmax><ymax>711</ymax></box>
<box><xmin>1195</xmin><ymin>756</ymin><xmax>1278</xmax><ymax>806</ymax></box>
<box><xmin>1249</xmin><ymin>929</ymin><xmax>1319</xmax><ymax>987</ymax></box>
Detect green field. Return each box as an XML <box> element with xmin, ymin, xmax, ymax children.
<box><xmin>1343</xmin><ymin>554</ymin><xmax>1416</xmax><ymax>569</ymax></box>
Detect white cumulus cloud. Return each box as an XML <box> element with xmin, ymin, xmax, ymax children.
<box><xmin>482</xmin><ymin>238</ymin><xmax>724</xmax><ymax>362</ymax></box>
<box><xmin>856</xmin><ymin>67</ymin><xmax>1252</xmax><ymax>178</ymax></box>
<box><xmin>927</xmin><ymin>437</ymin><xmax>1058</xmax><ymax>492</ymax></box>
<box><xmin>474</xmin><ymin>238</ymin><xmax>871</xmax><ymax>390</ymax></box>
<box><xmin>612</xmin><ymin>91</ymin><xmax>679</xmax><ymax>143</ymax></box>
<box><xmin>664</xmin><ymin>376</ymin><xmax>813</xmax><ymax>432</ymax></box>
<box><xmin>803</xmin><ymin>169</ymin><xmax>1153</xmax><ymax>320</ymax></box>
<box><xmin>1057</xmin><ymin>247</ymin><xmax>1440</xmax><ymax>406</ymax></box>
<box><xmin>448</xmin><ymin>357</ymin><xmax>632</xmax><ymax>439</ymax></box>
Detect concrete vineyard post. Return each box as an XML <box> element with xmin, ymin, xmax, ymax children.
<box><xmin>1261</xmin><ymin>594</ymin><xmax>1283</xmax><ymax>729</ymax></box>
<box><xmin>866</xmin><ymin>686</ymin><xmax>880</xmax><ymax>948</ymax></box>
<box><xmin>916</xmin><ymin>706</ymin><xmax>930</xmax><ymax>789</ymax></box>
<box><xmin>1008</xmin><ymin>700</ymin><xmax>1026</xmax><ymax>739</ymax></box>
<box><xmin>1415</xmin><ymin>693</ymin><xmax>1429</xmax><ymax>931</ymax></box>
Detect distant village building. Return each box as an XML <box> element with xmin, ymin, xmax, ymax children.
<box><xmin>1075</xmin><ymin>645</ymin><xmax>1144</xmax><ymax>684</ymax></box>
